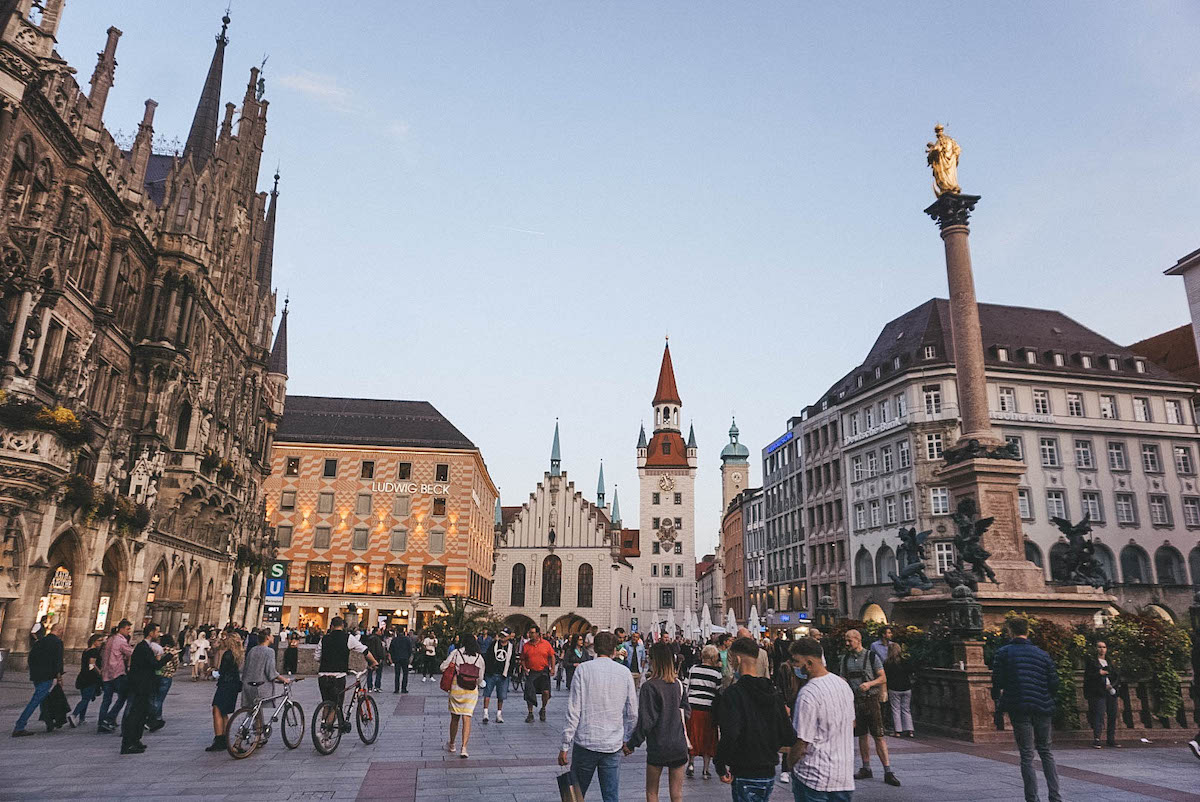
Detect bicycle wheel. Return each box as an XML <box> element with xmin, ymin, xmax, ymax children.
<box><xmin>311</xmin><ymin>700</ymin><xmax>342</xmax><ymax>755</ymax></box>
<box><xmin>356</xmin><ymin>694</ymin><xmax>379</xmax><ymax>744</ymax></box>
<box><xmin>226</xmin><ymin>706</ymin><xmax>261</xmax><ymax>759</ymax></box>
<box><xmin>281</xmin><ymin>700</ymin><xmax>304</xmax><ymax>749</ymax></box>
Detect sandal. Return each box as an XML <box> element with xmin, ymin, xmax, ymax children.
<box><xmin>459</xmin><ymin>750</ymin><xmax>469</xmax><ymax>759</ymax></box>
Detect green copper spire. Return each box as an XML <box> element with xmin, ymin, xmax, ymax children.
<box><xmin>637</xmin><ymin>423</ymin><xmax>647</xmax><ymax>449</ymax></box>
<box><xmin>687</xmin><ymin>422</ymin><xmax>697</xmax><ymax>449</ymax></box>
<box><xmin>550</xmin><ymin>420</ymin><xmax>561</xmax><ymax>476</ymax></box>
<box><xmin>597</xmin><ymin>461</ymin><xmax>605</xmax><ymax>507</ymax></box>
<box><xmin>610</xmin><ymin>485</ymin><xmax>621</xmax><ymax>526</ymax></box>
<box><xmin>494</xmin><ymin>497</ymin><xmax>502</xmax><ymax>527</ymax></box>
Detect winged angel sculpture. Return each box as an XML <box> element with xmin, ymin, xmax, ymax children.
<box><xmin>1049</xmin><ymin>514</ymin><xmax>1110</xmax><ymax>588</ymax></box>
<box><xmin>890</xmin><ymin>526</ymin><xmax>934</xmax><ymax>596</ymax></box>
<box><xmin>943</xmin><ymin>497</ymin><xmax>999</xmax><ymax>591</ymax></box>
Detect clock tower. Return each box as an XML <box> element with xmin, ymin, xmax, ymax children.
<box><xmin>720</xmin><ymin>418</ymin><xmax>751</xmax><ymax>510</ymax></box>
<box><xmin>637</xmin><ymin>340</ymin><xmax>698</xmax><ymax>631</ymax></box>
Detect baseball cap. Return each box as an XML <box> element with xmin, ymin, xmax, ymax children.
<box><xmin>500</xmin><ymin>627</ymin><xmax>513</xmax><ymax>636</ymax></box>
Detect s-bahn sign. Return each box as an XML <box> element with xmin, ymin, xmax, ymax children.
<box><xmin>265</xmin><ymin>560</ymin><xmax>287</xmax><ymax>606</ymax></box>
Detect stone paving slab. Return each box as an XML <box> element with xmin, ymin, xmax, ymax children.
<box><xmin>0</xmin><ymin>669</ymin><xmax>1197</xmax><ymax>800</ymax></box>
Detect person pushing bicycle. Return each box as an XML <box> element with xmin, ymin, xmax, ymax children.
<box><xmin>315</xmin><ymin>617</ymin><xmax>378</xmax><ymax>732</ymax></box>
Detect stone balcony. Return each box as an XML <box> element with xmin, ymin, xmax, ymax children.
<box><xmin>0</xmin><ymin>428</ymin><xmax>74</xmax><ymax>514</ymax></box>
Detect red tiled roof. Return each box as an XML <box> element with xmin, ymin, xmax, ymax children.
<box><xmin>500</xmin><ymin>506</ymin><xmax>522</xmax><ymax>529</ymax></box>
<box><xmin>695</xmin><ymin>559</ymin><xmax>715</xmax><ymax>581</ymax></box>
<box><xmin>644</xmin><ymin>431</ymin><xmax>689</xmax><ymax>467</ymax></box>
<box><xmin>619</xmin><ymin>528</ymin><xmax>640</xmax><ymax>558</ymax></box>
<box><xmin>652</xmin><ymin>342</ymin><xmax>682</xmax><ymax>406</ymax></box>
<box><xmin>1129</xmin><ymin>324</ymin><xmax>1200</xmax><ymax>383</ymax></box>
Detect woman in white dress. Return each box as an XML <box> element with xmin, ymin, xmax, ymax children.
<box><xmin>441</xmin><ymin>633</ymin><xmax>485</xmax><ymax>758</ymax></box>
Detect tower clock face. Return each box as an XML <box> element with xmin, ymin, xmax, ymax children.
<box><xmin>659</xmin><ymin>475</ymin><xmax>675</xmax><ymax>492</ymax></box>
<box><xmin>732</xmin><ymin>472</ymin><xmax>743</xmax><ymax>482</ymax></box>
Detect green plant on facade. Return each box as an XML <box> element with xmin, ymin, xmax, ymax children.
<box><xmin>0</xmin><ymin>395</ymin><xmax>91</xmax><ymax>447</ymax></box>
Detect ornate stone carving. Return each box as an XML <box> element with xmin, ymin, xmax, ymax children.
<box><xmin>1049</xmin><ymin>514</ymin><xmax>1110</xmax><ymax>588</ymax></box>
<box><xmin>942</xmin><ymin>437</ymin><xmax>1020</xmax><ymax>466</ymax></box>
<box><xmin>943</xmin><ymin>497</ymin><xmax>998</xmax><ymax>592</ymax></box>
<box><xmin>890</xmin><ymin>526</ymin><xmax>934</xmax><ymax>595</ymax></box>
<box><xmin>924</xmin><ymin>192</ymin><xmax>981</xmax><ymax>231</ymax></box>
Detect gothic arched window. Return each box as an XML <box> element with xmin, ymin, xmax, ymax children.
<box><xmin>174</xmin><ymin>182</ymin><xmax>191</xmax><ymax>226</ymax></box>
<box><xmin>510</xmin><ymin>563</ymin><xmax>525</xmax><ymax>606</ymax></box>
<box><xmin>174</xmin><ymin>401</ymin><xmax>192</xmax><ymax>450</ymax></box>
<box><xmin>541</xmin><ymin>555</ymin><xmax>562</xmax><ymax>607</ymax></box>
<box><xmin>577</xmin><ymin>563</ymin><xmax>593</xmax><ymax>608</ymax></box>
<box><xmin>7</xmin><ymin>137</ymin><xmax>31</xmax><ymax>214</ymax></box>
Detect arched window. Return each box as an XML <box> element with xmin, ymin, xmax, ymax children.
<box><xmin>510</xmin><ymin>563</ymin><xmax>525</xmax><ymax>606</ymax></box>
<box><xmin>1024</xmin><ymin>540</ymin><xmax>1043</xmax><ymax>568</ymax></box>
<box><xmin>1120</xmin><ymin>545</ymin><xmax>1150</xmax><ymax>584</ymax></box>
<box><xmin>174</xmin><ymin>182</ymin><xmax>191</xmax><ymax>226</ymax></box>
<box><xmin>191</xmin><ymin>184</ymin><xmax>207</xmax><ymax>237</ymax></box>
<box><xmin>875</xmin><ymin>545</ymin><xmax>897</xmax><ymax>584</ymax></box>
<box><xmin>1189</xmin><ymin>546</ymin><xmax>1200</xmax><ymax>588</ymax></box>
<box><xmin>30</xmin><ymin>159</ymin><xmax>51</xmax><ymax>217</ymax></box>
<box><xmin>577</xmin><ymin>563</ymin><xmax>593</xmax><ymax>607</ymax></box>
<box><xmin>174</xmin><ymin>401</ymin><xmax>192</xmax><ymax>450</ymax></box>
<box><xmin>1154</xmin><ymin>545</ymin><xmax>1185</xmax><ymax>585</ymax></box>
<box><xmin>541</xmin><ymin>555</ymin><xmax>562</xmax><ymax>607</ymax></box>
<box><xmin>1093</xmin><ymin>543</ymin><xmax>1117</xmax><ymax>585</ymax></box>
<box><xmin>854</xmin><ymin>548</ymin><xmax>874</xmax><ymax>585</ymax></box>
<box><xmin>7</xmin><ymin>137</ymin><xmax>31</xmax><ymax>214</ymax></box>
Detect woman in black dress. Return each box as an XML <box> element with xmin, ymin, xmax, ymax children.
<box><xmin>204</xmin><ymin>632</ymin><xmax>244</xmax><ymax>752</ymax></box>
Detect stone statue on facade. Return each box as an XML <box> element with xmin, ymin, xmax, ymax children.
<box><xmin>890</xmin><ymin>526</ymin><xmax>934</xmax><ymax>595</ymax></box>
<box><xmin>926</xmin><ymin>124</ymin><xmax>961</xmax><ymax>196</ymax></box>
<box><xmin>1049</xmin><ymin>514</ymin><xmax>1109</xmax><ymax>588</ymax></box>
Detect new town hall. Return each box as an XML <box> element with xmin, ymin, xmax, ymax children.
<box><xmin>492</xmin><ymin>343</ymin><xmax>700</xmax><ymax>636</ymax></box>
<box><xmin>0</xmin><ymin>3</ymin><xmax>286</xmax><ymax>667</ymax></box>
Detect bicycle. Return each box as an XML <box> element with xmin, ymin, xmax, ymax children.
<box><xmin>310</xmin><ymin>669</ymin><xmax>379</xmax><ymax>755</ymax></box>
<box><xmin>226</xmin><ymin>676</ymin><xmax>305</xmax><ymax>759</ymax></box>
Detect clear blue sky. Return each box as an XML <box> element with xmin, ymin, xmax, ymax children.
<box><xmin>59</xmin><ymin>2</ymin><xmax>1200</xmax><ymax>556</ymax></box>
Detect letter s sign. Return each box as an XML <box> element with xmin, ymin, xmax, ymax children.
<box><xmin>269</xmin><ymin>561</ymin><xmax>286</xmax><ymax>579</ymax></box>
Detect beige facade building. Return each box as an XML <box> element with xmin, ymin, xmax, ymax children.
<box><xmin>839</xmin><ymin>300</ymin><xmax>1200</xmax><ymax>623</ymax></box>
<box><xmin>266</xmin><ymin>396</ymin><xmax>498</xmax><ymax>632</ymax></box>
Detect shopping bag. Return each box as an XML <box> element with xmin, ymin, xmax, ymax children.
<box><xmin>556</xmin><ymin>771</ymin><xmax>584</xmax><ymax>802</ymax></box>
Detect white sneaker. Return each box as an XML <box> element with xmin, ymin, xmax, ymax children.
<box><xmin>423</xmin><ymin>677</ymin><xmax>428</xmax><ymax>682</ymax></box>
<box><xmin>1189</xmin><ymin>740</ymin><xmax>1200</xmax><ymax>762</ymax></box>
<box><xmin>779</xmin><ymin>773</ymin><xmax>790</xmax><ymax>785</ymax></box>
<box><xmin>482</xmin><ymin>713</ymin><xmax>489</xmax><ymax>724</ymax></box>
<box><xmin>496</xmin><ymin>713</ymin><xmax>504</xmax><ymax>724</ymax></box>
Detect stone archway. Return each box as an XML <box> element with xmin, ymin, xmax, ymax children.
<box><xmin>504</xmin><ymin>613</ymin><xmax>536</xmax><ymax>637</ymax></box>
<box><xmin>40</xmin><ymin>531</ymin><xmax>84</xmax><ymax>641</ymax></box>
<box><xmin>95</xmin><ymin>542</ymin><xmax>127</xmax><ymax>635</ymax></box>
<box><xmin>550</xmin><ymin>612</ymin><xmax>591</xmax><ymax>637</ymax></box>
<box><xmin>185</xmin><ymin>567</ymin><xmax>203</xmax><ymax>629</ymax></box>
<box><xmin>860</xmin><ymin>603</ymin><xmax>887</xmax><ymax>624</ymax></box>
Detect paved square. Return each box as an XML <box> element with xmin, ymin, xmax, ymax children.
<box><xmin>1</xmin><ymin>669</ymin><xmax>1197</xmax><ymax>801</ymax></box>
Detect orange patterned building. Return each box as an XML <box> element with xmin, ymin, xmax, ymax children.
<box><xmin>264</xmin><ymin>396</ymin><xmax>498</xmax><ymax>632</ymax></box>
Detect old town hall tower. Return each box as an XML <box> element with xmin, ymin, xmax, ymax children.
<box><xmin>636</xmin><ymin>341</ymin><xmax>697</xmax><ymax>629</ymax></box>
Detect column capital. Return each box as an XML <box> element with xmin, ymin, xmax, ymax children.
<box><xmin>924</xmin><ymin>193</ymin><xmax>981</xmax><ymax>231</ymax></box>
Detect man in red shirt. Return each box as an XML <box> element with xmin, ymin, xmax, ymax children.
<box><xmin>521</xmin><ymin>625</ymin><xmax>556</xmax><ymax>723</ymax></box>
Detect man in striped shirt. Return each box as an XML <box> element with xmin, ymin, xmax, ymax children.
<box><xmin>786</xmin><ymin>638</ymin><xmax>855</xmax><ymax>802</ymax></box>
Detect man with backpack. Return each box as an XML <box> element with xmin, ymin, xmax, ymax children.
<box><xmin>839</xmin><ymin>628</ymin><xmax>899</xmax><ymax>787</ymax></box>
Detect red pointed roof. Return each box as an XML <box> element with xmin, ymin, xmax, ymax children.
<box><xmin>652</xmin><ymin>342</ymin><xmax>682</xmax><ymax>405</ymax></box>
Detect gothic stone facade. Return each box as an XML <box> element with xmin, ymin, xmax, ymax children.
<box><xmin>0</xmin><ymin>3</ymin><xmax>285</xmax><ymax>665</ymax></box>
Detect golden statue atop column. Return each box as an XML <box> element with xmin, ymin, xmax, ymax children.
<box><xmin>926</xmin><ymin>124</ymin><xmax>961</xmax><ymax>196</ymax></box>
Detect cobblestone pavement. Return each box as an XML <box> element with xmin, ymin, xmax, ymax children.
<box><xmin>0</xmin><ymin>668</ymin><xmax>1198</xmax><ymax>801</ymax></box>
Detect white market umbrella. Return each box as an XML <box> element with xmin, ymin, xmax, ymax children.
<box><xmin>691</xmin><ymin>611</ymin><xmax>701</xmax><ymax>640</ymax></box>
<box><xmin>748</xmin><ymin>605</ymin><xmax>761</xmax><ymax>638</ymax></box>
<box><xmin>701</xmin><ymin>604</ymin><xmax>713</xmax><ymax>640</ymax></box>
<box><xmin>725</xmin><ymin>608</ymin><xmax>737</xmax><ymax>634</ymax></box>
<box><xmin>683</xmin><ymin>606</ymin><xmax>693</xmax><ymax>638</ymax></box>
<box><xmin>666</xmin><ymin>607</ymin><xmax>677</xmax><ymax>638</ymax></box>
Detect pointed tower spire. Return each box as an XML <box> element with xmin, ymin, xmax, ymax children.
<box><xmin>550</xmin><ymin>420</ymin><xmax>561</xmax><ymax>477</ymax></box>
<box><xmin>637</xmin><ymin>423</ymin><xmax>648</xmax><ymax>449</ymax></box>
<box><xmin>85</xmin><ymin>27</ymin><xmax>122</xmax><ymax>130</ymax></box>
<box><xmin>183</xmin><ymin>12</ymin><xmax>229</xmax><ymax>173</ymax></box>
<box><xmin>652</xmin><ymin>340</ymin><xmax>682</xmax><ymax>406</ymax></box>
<box><xmin>687</xmin><ymin>422</ymin><xmax>697</xmax><ymax>449</ymax></box>
<box><xmin>596</xmin><ymin>461</ymin><xmax>605</xmax><ymax>507</ymax></box>
<box><xmin>610</xmin><ymin>485</ymin><xmax>621</xmax><ymax>526</ymax></box>
<box><xmin>494</xmin><ymin>498</ymin><xmax>503</xmax><ymax>528</ymax></box>
<box><xmin>256</xmin><ymin>169</ymin><xmax>279</xmax><ymax>288</ymax></box>
<box><xmin>268</xmin><ymin>298</ymin><xmax>288</xmax><ymax>378</ymax></box>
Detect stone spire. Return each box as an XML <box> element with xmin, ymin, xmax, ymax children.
<box><xmin>128</xmin><ymin>99</ymin><xmax>157</xmax><ymax>188</ymax></box>
<box><xmin>183</xmin><ymin>12</ymin><xmax>229</xmax><ymax>173</ymax></box>
<box><xmin>256</xmin><ymin>169</ymin><xmax>279</xmax><ymax>288</ymax></box>
<box><xmin>550</xmin><ymin>420</ymin><xmax>561</xmax><ymax>477</ymax></box>
<box><xmin>268</xmin><ymin>298</ymin><xmax>288</xmax><ymax>378</ymax></box>
<box><xmin>596</xmin><ymin>461</ymin><xmax>605</xmax><ymax>508</ymax></box>
<box><xmin>85</xmin><ymin>27</ymin><xmax>122</xmax><ymax>131</ymax></box>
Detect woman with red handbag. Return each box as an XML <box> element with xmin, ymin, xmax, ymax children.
<box><xmin>441</xmin><ymin>633</ymin><xmax>485</xmax><ymax>759</ymax></box>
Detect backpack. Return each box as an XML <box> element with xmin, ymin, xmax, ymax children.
<box><xmin>455</xmin><ymin>656</ymin><xmax>482</xmax><ymax>691</ymax></box>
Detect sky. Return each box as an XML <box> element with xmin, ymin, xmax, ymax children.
<box><xmin>57</xmin><ymin>2</ymin><xmax>1200</xmax><ymax>557</ymax></box>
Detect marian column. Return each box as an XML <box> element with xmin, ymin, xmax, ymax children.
<box><xmin>922</xmin><ymin>126</ymin><xmax>1043</xmax><ymax>590</ymax></box>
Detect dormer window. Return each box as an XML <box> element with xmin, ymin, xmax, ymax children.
<box><xmin>893</xmin><ymin>356</ymin><xmax>901</xmax><ymax>370</ymax></box>
<box><xmin>1081</xmin><ymin>355</ymin><xmax>1093</xmax><ymax>369</ymax></box>
<box><xmin>662</xmin><ymin>442</ymin><xmax>671</xmax><ymax>455</ymax></box>
<box><xmin>1134</xmin><ymin>359</ymin><xmax>1146</xmax><ymax>374</ymax></box>
<box><xmin>1024</xmin><ymin>350</ymin><xmax>1037</xmax><ymax>364</ymax></box>
<box><xmin>1107</xmin><ymin>357</ymin><xmax>1119</xmax><ymax>371</ymax></box>
<box><xmin>857</xmin><ymin>376</ymin><xmax>863</xmax><ymax>388</ymax></box>
<box><xmin>923</xmin><ymin>345</ymin><xmax>936</xmax><ymax>360</ymax></box>
<box><xmin>1052</xmin><ymin>353</ymin><xmax>1065</xmax><ymax>367</ymax></box>
<box><xmin>874</xmin><ymin>366</ymin><xmax>881</xmax><ymax>379</ymax></box>
<box><xmin>997</xmin><ymin>347</ymin><xmax>1009</xmax><ymax>362</ymax></box>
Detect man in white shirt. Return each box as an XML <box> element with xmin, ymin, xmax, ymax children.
<box><xmin>557</xmin><ymin>632</ymin><xmax>637</xmax><ymax>802</ymax></box>
<box><xmin>786</xmin><ymin>637</ymin><xmax>856</xmax><ymax>802</ymax></box>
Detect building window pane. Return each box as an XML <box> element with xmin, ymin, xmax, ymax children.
<box><xmin>510</xmin><ymin>563</ymin><xmax>526</xmax><ymax>605</ymax></box>
<box><xmin>285</xmin><ymin>457</ymin><xmax>300</xmax><ymax>476</ymax></box>
<box><xmin>277</xmin><ymin>525</ymin><xmax>293</xmax><ymax>548</ymax></box>
<box><xmin>1149</xmin><ymin>494</ymin><xmax>1171</xmax><ymax>525</ymax></box>
<box><xmin>1183</xmin><ymin>497</ymin><xmax>1200</xmax><ymax>528</ymax></box>
<box><xmin>356</xmin><ymin>493</ymin><xmax>372</xmax><ymax>516</ymax></box>
<box><xmin>390</xmin><ymin>528</ymin><xmax>407</xmax><ymax>551</ymax></box>
<box><xmin>1033</xmin><ymin>389</ymin><xmax>1051</xmax><ymax>415</ymax></box>
<box><xmin>422</xmin><ymin>566</ymin><xmax>445</xmax><ymax>596</ymax></box>
<box><xmin>898</xmin><ymin>440</ymin><xmax>911</xmax><ymax>468</ymax></box>
<box><xmin>323</xmin><ymin>458</ymin><xmax>338</xmax><ymax>478</ymax></box>
<box><xmin>384</xmin><ymin>565</ymin><xmax>407</xmax><ymax>596</ymax></box>
<box><xmin>901</xmin><ymin>492</ymin><xmax>914</xmax><ymax>521</ymax></box>
<box><xmin>934</xmin><ymin>542</ymin><xmax>955</xmax><ymax>574</ymax></box>
<box><xmin>923</xmin><ymin>384</ymin><xmax>942</xmax><ymax>415</ymax></box>
<box><xmin>1046</xmin><ymin>490</ymin><xmax>1067</xmax><ymax>520</ymax></box>
<box><xmin>881</xmin><ymin>446</ymin><xmax>893</xmax><ymax>473</ymax></box>
<box><xmin>541</xmin><ymin>555</ymin><xmax>562</xmax><ymax>606</ymax></box>
<box><xmin>307</xmin><ymin>562</ymin><xmax>330</xmax><ymax>593</ymax></box>
<box><xmin>314</xmin><ymin>526</ymin><xmax>331</xmax><ymax>549</ymax></box>
<box><xmin>352</xmin><ymin>526</ymin><xmax>369</xmax><ymax>551</ymax></box>
<box><xmin>1081</xmin><ymin>491</ymin><xmax>1102</xmax><ymax>521</ymax></box>
<box><xmin>393</xmin><ymin>495</ymin><xmax>410</xmax><ymax>517</ymax></box>
<box><xmin>1074</xmin><ymin>440</ymin><xmax>1094</xmax><ymax>469</ymax></box>
<box><xmin>577</xmin><ymin>563</ymin><xmax>593</xmax><ymax>607</ymax></box>
<box><xmin>280</xmin><ymin>491</ymin><xmax>296</xmax><ymax>510</ymax></box>
<box><xmin>1133</xmin><ymin>397</ymin><xmax>1151</xmax><ymax>423</ymax></box>
<box><xmin>317</xmin><ymin>492</ymin><xmax>334</xmax><ymax>514</ymax></box>
<box><xmin>428</xmin><ymin>529</ymin><xmax>446</xmax><ymax>554</ymax></box>
<box><xmin>930</xmin><ymin>487</ymin><xmax>950</xmax><ymax>515</ymax></box>
<box><xmin>1099</xmin><ymin>395</ymin><xmax>1118</xmax><ymax>419</ymax></box>
<box><xmin>397</xmin><ymin>462</ymin><xmax>412</xmax><ymax>480</ymax></box>
<box><xmin>1108</xmin><ymin>442</ymin><xmax>1128</xmax><ymax>471</ymax></box>
<box><xmin>1174</xmin><ymin>445</ymin><xmax>1194</xmax><ymax>474</ymax></box>
<box><xmin>1017</xmin><ymin>489</ymin><xmax>1032</xmax><ymax>520</ymax></box>
<box><xmin>360</xmin><ymin>460</ymin><xmax>375</xmax><ymax>479</ymax></box>
<box><xmin>1066</xmin><ymin>392</ymin><xmax>1084</xmax><ymax>417</ymax></box>
<box><xmin>999</xmin><ymin>387</ymin><xmax>1016</xmax><ymax>412</ymax></box>
<box><xmin>1166</xmin><ymin>400</ymin><xmax>1184</xmax><ymax>425</ymax></box>
<box><xmin>1141</xmin><ymin>444</ymin><xmax>1162</xmax><ymax>473</ymax></box>
<box><xmin>344</xmin><ymin>563</ymin><xmax>368</xmax><ymax>593</ymax></box>
<box><xmin>660</xmin><ymin>587</ymin><xmax>675</xmax><ymax>608</ymax></box>
<box><xmin>926</xmin><ymin>433</ymin><xmax>943</xmax><ymax>460</ymax></box>
<box><xmin>433</xmin><ymin>497</ymin><xmax>447</xmax><ymax>516</ymax></box>
<box><xmin>435</xmin><ymin>463</ymin><xmax>449</xmax><ymax>482</ymax></box>
<box><xmin>1115</xmin><ymin>493</ymin><xmax>1136</xmax><ymax>524</ymax></box>
<box><xmin>1040</xmin><ymin>438</ymin><xmax>1060</xmax><ymax>467</ymax></box>
<box><xmin>1005</xmin><ymin>435</ymin><xmax>1024</xmax><ymax>460</ymax></box>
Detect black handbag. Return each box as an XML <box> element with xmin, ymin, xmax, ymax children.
<box><xmin>39</xmin><ymin>684</ymin><xmax>69</xmax><ymax>728</ymax></box>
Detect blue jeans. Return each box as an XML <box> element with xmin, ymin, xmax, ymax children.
<box><xmin>732</xmin><ymin>776</ymin><xmax>776</xmax><ymax>802</ymax></box>
<box><xmin>571</xmin><ymin>744</ymin><xmax>621</xmax><ymax>802</ymax></box>
<box><xmin>72</xmin><ymin>685</ymin><xmax>100</xmax><ymax>721</ymax></box>
<box><xmin>369</xmin><ymin>665</ymin><xmax>384</xmax><ymax>690</ymax></box>
<box><xmin>394</xmin><ymin>663</ymin><xmax>409</xmax><ymax>693</ymax></box>
<box><xmin>792</xmin><ymin>780</ymin><xmax>852</xmax><ymax>802</ymax></box>
<box><xmin>1010</xmin><ymin>712</ymin><xmax>1061</xmax><ymax>802</ymax></box>
<box><xmin>14</xmin><ymin>680</ymin><xmax>54</xmax><ymax>732</ymax></box>
<box><xmin>150</xmin><ymin>676</ymin><xmax>173</xmax><ymax>722</ymax></box>
<box><xmin>97</xmin><ymin>675</ymin><xmax>128</xmax><ymax>726</ymax></box>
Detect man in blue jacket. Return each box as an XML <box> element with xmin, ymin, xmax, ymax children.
<box><xmin>991</xmin><ymin>617</ymin><xmax>1061</xmax><ymax>802</ymax></box>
